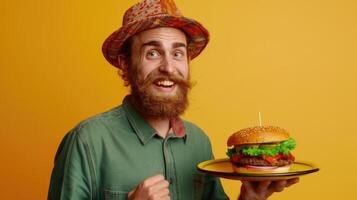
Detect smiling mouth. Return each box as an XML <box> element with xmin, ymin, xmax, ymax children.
<box><xmin>154</xmin><ymin>80</ymin><xmax>175</xmax><ymax>88</ymax></box>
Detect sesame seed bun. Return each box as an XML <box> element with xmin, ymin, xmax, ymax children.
<box><xmin>227</xmin><ymin>126</ymin><xmax>290</xmax><ymax>147</ymax></box>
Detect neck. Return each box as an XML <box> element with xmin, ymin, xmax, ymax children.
<box><xmin>146</xmin><ymin>117</ymin><xmax>170</xmax><ymax>138</ymax></box>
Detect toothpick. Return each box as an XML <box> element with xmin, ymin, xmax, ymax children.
<box><xmin>259</xmin><ymin>112</ymin><xmax>262</xmax><ymax>126</ymax></box>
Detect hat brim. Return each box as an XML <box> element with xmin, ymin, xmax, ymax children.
<box><xmin>102</xmin><ymin>15</ymin><xmax>209</xmax><ymax>68</ymax></box>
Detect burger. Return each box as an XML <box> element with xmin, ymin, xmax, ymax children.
<box><xmin>226</xmin><ymin>126</ymin><xmax>296</xmax><ymax>173</ymax></box>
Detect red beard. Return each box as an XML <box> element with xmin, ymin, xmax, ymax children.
<box><xmin>128</xmin><ymin>68</ymin><xmax>192</xmax><ymax>119</ymax></box>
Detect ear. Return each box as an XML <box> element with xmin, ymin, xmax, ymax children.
<box><xmin>117</xmin><ymin>54</ymin><xmax>125</xmax><ymax>68</ymax></box>
<box><xmin>117</xmin><ymin>55</ymin><xmax>130</xmax><ymax>86</ymax></box>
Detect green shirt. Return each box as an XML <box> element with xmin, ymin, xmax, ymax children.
<box><xmin>48</xmin><ymin>96</ymin><xmax>228</xmax><ymax>200</ymax></box>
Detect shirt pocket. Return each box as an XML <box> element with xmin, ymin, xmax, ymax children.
<box><xmin>104</xmin><ymin>186</ymin><xmax>129</xmax><ymax>200</ymax></box>
<box><xmin>192</xmin><ymin>173</ymin><xmax>205</xmax><ymax>200</ymax></box>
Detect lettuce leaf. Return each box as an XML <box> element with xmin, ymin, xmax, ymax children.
<box><xmin>226</xmin><ymin>147</ymin><xmax>236</xmax><ymax>157</ymax></box>
<box><xmin>227</xmin><ymin>138</ymin><xmax>296</xmax><ymax>157</ymax></box>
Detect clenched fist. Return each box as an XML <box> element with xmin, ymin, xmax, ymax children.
<box><xmin>128</xmin><ymin>174</ymin><xmax>170</xmax><ymax>200</ymax></box>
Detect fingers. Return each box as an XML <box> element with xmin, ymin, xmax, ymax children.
<box><xmin>148</xmin><ymin>179</ymin><xmax>170</xmax><ymax>195</ymax></box>
<box><xmin>266</xmin><ymin>178</ymin><xmax>300</xmax><ymax>195</ymax></box>
<box><xmin>275</xmin><ymin>180</ymin><xmax>287</xmax><ymax>192</ymax></box>
<box><xmin>241</xmin><ymin>181</ymin><xmax>252</xmax><ymax>189</ymax></box>
<box><xmin>240</xmin><ymin>181</ymin><xmax>256</xmax><ymax>199</ymax></box>
<box><xmin>143</xmin><ymin>176</ymin><xmax>169</xmax><ymax>198</ymax></box>
<box><xmin>242</xmin><ymin>180</ymin><xmax>271</xmax><ymax>193</ymax></box>
<box><xmin>286</xmin><ymin>178</ymin><xmax>299</xmax><ymax>187</ymax></box>
<box><xmin>142</xmin><ymin>174</ymin><xmax>165</xmax><ymax>188</ymax></box>
<box><xmin>149</xmin><ymin>185</ymin><xmax>170</xmax><ymax>199</ymax></box>
<box><xmin>240</xmin><ymin>178</ymin><xmax>300</xmax><ymax>200</ymax></box>
<box><xmin>257</xmin><ymin>181</ymin><xmax>272</xmax><ymax>194</ymax></box>
<box><xmin>128</xmin><ymin>174</ymin><xmax>170</xmax><ymax>200</ymax></box>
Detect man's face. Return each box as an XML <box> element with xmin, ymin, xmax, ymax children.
<box><xmin>126</xmin><ymin>27</ymin><xmax>192</xmax><ymax>119</ymax></box>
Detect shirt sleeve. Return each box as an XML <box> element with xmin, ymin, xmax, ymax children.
<box><xmin>48</xmin><ymin>129</ymin><xmax>94</xmax><ymax>200</ymax></box>
<box><xmin>202</xmin><ymin>136</ymin><xmax>230</xmax><ymax>200</ymax></box>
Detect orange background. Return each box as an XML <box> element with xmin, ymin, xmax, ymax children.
<box><xmin>1</xmin><ymin>0</ymin><xmax>356</xmax><ymax>199</ymax></box>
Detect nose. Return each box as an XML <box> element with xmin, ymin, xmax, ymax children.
<box><xmin>159</xmin><ymin>54</ymin><xmax>175</xmax><ymax>74</ymax></box>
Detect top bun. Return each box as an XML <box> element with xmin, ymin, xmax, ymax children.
<box><xmin>227</xmin><ymin>126</ymin><xmax>290</xmax><ymax>147</ymax></box>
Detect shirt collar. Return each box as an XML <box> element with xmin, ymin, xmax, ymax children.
<box><xmin>122</xmin><ymin>95</ymin><xmax>187</xmax><ymax>145</ymax></box>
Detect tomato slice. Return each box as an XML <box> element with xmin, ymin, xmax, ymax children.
<box><xmin>288</xmin><ymin>153</ymin><xmax>295</xmax><ymax>161</ymax></box>
<box><xmin>231</xmin><ymin>155</ymin><xmax>241</xmax><ymax>163</ymax></box>
<box><xmin>262</xmin><ymin>155</ymin><xmax>277</xmax><ymax>164</ymax></box>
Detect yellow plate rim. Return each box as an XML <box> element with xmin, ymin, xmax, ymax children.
<box><xmin>197</xmin><ymin>158</ymin><xmax>319</xmax><ymax>178</ymax></box>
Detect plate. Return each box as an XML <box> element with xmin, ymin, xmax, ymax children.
<box><xmin>197</xmin><ymin>158</ymin><xmax>319</xmax><ymax>181</ymax></box>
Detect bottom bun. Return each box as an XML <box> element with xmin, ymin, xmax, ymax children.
<box><xmin>232</xmin><ymin>164</ymin><xmax>291</xmax><ymax>173</ymax></box>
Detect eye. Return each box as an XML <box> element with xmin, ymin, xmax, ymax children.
<box><xmin>173</xmin><ymin>50</ymin><xmax>185</xmax><ymax>59</ymax></box>
<box><xmin>146</xmin><ymin>49</ymin><xmax>160</xmax><ymax>59</ymax></box>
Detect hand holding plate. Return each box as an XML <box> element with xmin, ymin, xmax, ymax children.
<box><xmin>238</xmin><ymin>178</ymin><xmax>299</xmax><ymax>200</ymax></box>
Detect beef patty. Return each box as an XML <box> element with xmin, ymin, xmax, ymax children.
<box><xmin>236</xmin><ymin>156</ymin><xmax>293</xmax><ymax>167</ymax></box>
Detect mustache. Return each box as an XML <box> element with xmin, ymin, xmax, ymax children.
<box><xmin>138</xmin><ymin>71</ymin><xmax>192</xmax><ymax>90</ymax></box>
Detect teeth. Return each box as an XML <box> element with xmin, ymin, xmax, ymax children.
<box><xmin>157</xmin><ymin>80</ymin><xmax>174</xmax><ymax>86</ymax></box>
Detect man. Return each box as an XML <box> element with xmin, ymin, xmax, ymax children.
<box><xmin>48</xmin><ymin>0</ymin><xmax>298</xmax><ymax>199</ymax></box>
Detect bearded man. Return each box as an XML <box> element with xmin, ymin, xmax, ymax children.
<box><xmin>48</xmin><ymin>0</ymin><xmax>298</xmax><ymax>200</ymax></box>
